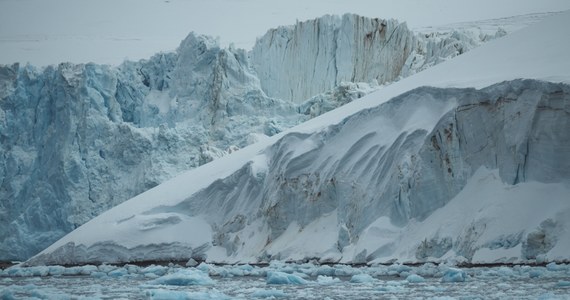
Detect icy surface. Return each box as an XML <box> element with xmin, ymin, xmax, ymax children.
<box><xmin>0</xmin><ymin>12</ymin><xmax>527</xmax><ymax>261</ymax></box>
<box><xmin>266</xmin><ymin>272</ymin><xmax>307</xmax><ymax>285</ymax></box>
<box><xmin>22</xmin><ymin>10</ymin><xmax>570</xmax><ymax>266</ymax></box>
<box><xmin>1</xmin><ymin>263</ymin><xmax>570</xmax><ymax>299</ymax></box>
<box><xmin>150</xmin><ymin>269</ymin><xmax>215</xmax><ymax>286</ymax></box>
<box><xmin>441</xmin><ymin>268</ymin><xmax>467</xmax><ymax>283</ymax></box>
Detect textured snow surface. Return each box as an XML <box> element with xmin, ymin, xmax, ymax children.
<box><xmin>24</xmin><ymin>11</ymin><xmax>570</xmax><ymax>266</ymax></box>
<box><xmin>0</xmin><ymin>13</ymin><xmax>523</xmax><ymax>261</ymax></box>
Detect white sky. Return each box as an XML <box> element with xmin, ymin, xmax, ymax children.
<box><xmin>1</xmin><ymin>0</ymin><xmax>569</xmax><ymax>66</ymax></box>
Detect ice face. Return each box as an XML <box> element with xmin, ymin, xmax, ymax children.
<box><xmin>251</xmin><ymin>14</ymin><xmax>506</xmax><ymax>103</ymax></box>
<box><xmin>0</xmin><ymin>34</ymin><xmax>300</xmax><ymax>261</ymax></box>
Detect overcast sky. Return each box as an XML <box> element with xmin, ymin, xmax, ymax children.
<box><xmin>1</xmin><ymin>0</ymin><xmax>569</xmax><ymax>66</ymax></box>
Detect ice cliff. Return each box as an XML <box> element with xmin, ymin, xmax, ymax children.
<box><xmin>251</xmin><ymin>14</ymin><xmax>506</xmax><ymax>102</ymax></box>
<box><xmin>0</xmin><ymin>34</ymin><xmax>301</xmax><ymax>261</ymax></box>
<box><xmin>0</xmin><ymin>14</ymin><xmax>519</xmax><ymax>261</ymax></box>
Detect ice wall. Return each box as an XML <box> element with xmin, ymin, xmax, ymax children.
<box><xmin>251</xmin><ymin>14</ymin><xmax>415</xmax><ymax>102</ymax></box>
<box><xmin>251</xmin><ymin>14</ymin><xmax>504</xmax><ymax>102</ymax></box>
<box><xmin>0</xmin><ymin>34</ymin><xmax>301</xmax><ymax>260</ymax></box>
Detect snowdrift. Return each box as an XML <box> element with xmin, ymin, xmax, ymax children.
<box><xmin>25</xmin><ymin>11</ymin><xmax>570</xmax><ymax>266</ymax></box>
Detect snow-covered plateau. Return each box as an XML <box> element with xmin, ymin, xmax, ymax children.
<box><xmin>0</xmin><ymin>13</ymin><xmax>534</xmax><ymax>261</ymax></box>
<box><xmin>16</xmin><ymin>10</ymin><xmax>570</xmax><ymax>267</ymax></box>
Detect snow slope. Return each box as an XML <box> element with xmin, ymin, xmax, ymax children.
<box><xmin>26</xmin><ymin>11</ymin><xmax>570</xmax><ymax>266</ymax></box>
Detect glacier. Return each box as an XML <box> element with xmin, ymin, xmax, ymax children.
<box><xmin>25</xmin><ymin>79</ymin><xmax>570</xmax><ymax>266</ymax></box>
<box><xmin>22</xmin><ymin>10</ymin><xmax>570</xmax><ymax>266</ymax></box>
<box><xmin>0</xmin><ymin>13</ymin><xmax>522</xmax><ymax>261</ymax></box>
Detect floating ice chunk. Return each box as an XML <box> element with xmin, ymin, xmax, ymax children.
<box><xmin>251</xmin><ymin>288</ymin><xmax>287</xmax><ymax>298</ymax></box>
<box><xmin>0</xmin><ymin>288</ymin><xmax>15</xmax><ymax>300</ymax></box>
<box><xmin>268</xmin><ymin>261</ymin><xmax>296</xmax><ymax>274</ymax></box>
<box><xmin>546</xmin><ymin>262</ymin><xmax>568</xmax><ymax>272</ymax></box>
<box><xmin>266</xmin><ymin>271</ymin><xmax>307</xmax><ymax>285</ymax></box>
<box><xmin>350</xmin><ymin>274</ymin><xmax>375</xmax><ymax>283</ymax></box>
<box><xmin>415</xmin><ymin>263</ymin><xmax>440</xmax><ymax>278</ymax></box>
<box><xmin>388</xmin><ymin>264</ymin><xmax>412</xmax><ymax>275</ymax></box>
<box><xmin>141</xmin><ymin>265</ymin><xmax>169</xmax><ymax>277</ymax></box>
<box><xmin>28</xmin><ymin>286</ymin><xmax>73</xmax><ymax>300</ymax></box>
<box><xmin>316</xmin><ymin>275</ymin><xmax>341</xmax><ymax>285</ymax></box>
<box><xmin>108</xmin><ymin>267</ymin><xmax>128</xmax><ymax>277</ymax></box>
<box><xmin>97</xmin><ymin>264</ymin><xmax>117</xmax><ymax>273</ymax></box>
<box><xmin>146</xmin><ymin>289</ymin><xmax>231</xmax><ymax>300</ymax></box>
<box><xmin>232</xmin><ymin>264</ymin><xmax>259</xmax><ymax>276</ymax></box>
<box><xmin>149</xmin><ymin>269</ymin><xmax>214</xmax><ymax>286</ymax></box>
<box><xmin>315</xmin><ymin>265</ymin><xmax>335</xmax><ymax>276</ymax></box>
<box><xmin>4</xmin><ymin>267</ymin><xmax>24</xmax><ymax>277</ymax></box>
<box><xmin>406</xmin><ymin>274</ymin><xmax>426</xmax><ymax>283</ymax></box>
<box><xmin>228</xmin><ymin>264</ymin><xmax>259</xmax><ymax>277</ymax></box>
<box><xmin>482</xmin><ymin>266</ymin><xmax>516</xmax><ymax>278</ymax></box>
<box><xmin>441</xmin><ymin>268</ymin><xmax>467</xmax><ymax>283</ymax></box>
<box><xmin>556</xmin><ymin>280</ymin><xmax>570</xmax><ymax>287</ymax></box>
<box><xmin>63</xmin><ymin>265</ymin><xmax>98</xmax><ymax>276</ymax></box>
<box><xmin>496</xmin><ymin>267</ymin><xmax>516</xmax><ymax>277</ymax></box>
<box><xmin>332</xmin><ymin>265</ymin><xmax>359</xmax><ymax>277</ymax></box>
<box><xmin>90</xmin><ymin>271</ymin><xmax>108</xmax><ymax>279</ymax></box>
<box><xmin>48</xmin><ymin>266</ymin><xmax>65</xmax><ymax>276</ymax></box>
<box><xmin>124</xmin><ymin>264</ymin><xmax>140</xmax><ymax>274</ymax></box>
<box><xmin>377</xmin><ymin>282</ymin><xmax>407</xmax><ymax>293</ymax></box>
<box><xmin>186</xmin><ymin>258</ymin><xmax>199</xmax><ymax>267</ymax></box>
<box><xmin>196</xmin><ymin>263</ymin><xmax>214</xmax><ymax>273</ymax></box>
<box><xmin>529</xmin><ymin>269</ymin><xmax>544</xmax><ymax>278</ymax></box>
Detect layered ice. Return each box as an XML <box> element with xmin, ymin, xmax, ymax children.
<box><xmin>0</xmin><ymin>13</ymin><xmax>518</xmax><ymax>261</ymax></box>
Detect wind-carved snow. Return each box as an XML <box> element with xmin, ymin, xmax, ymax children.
<box><xmin>0</xmin><ymin>13</ymin><xmax>556</xmax><ymax>261</ymax></box>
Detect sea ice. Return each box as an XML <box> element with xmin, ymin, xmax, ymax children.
<box><xmin>349</xmin><ymin>274</ymin><xmax>375</xmax><ymax>283</ymax></box>
<box><xmin>441</xmin><ymin>268</ymin><xmax>467</xmax><ymax>283</ymax></box>
<box><xmin>316</xmin><ymin>275</ymin><xmax>342</xmax><ymax>285</ymax></box>
<box><xmin>146</xmin><ymin>289</ymin><xmax>231</xmax><ymax>300</ymax></box>
<box><xmin>149</xmin><ymin>269</ymin><xmax>215</xmax><ymax>286</ymax></box>
<box><xmin>406</xmin><ymin>274</ymin><xmax>426</xmax><ymax>283</ymax></box>
<box><xmin>251</xmin><ymin>288</ymin><xmax>287</xmax><ymax>298</ymax></box>
<box><xmin>547</xmin><ymin>263</ymin><xmax>568</xmax><ymax>272</ymax></box>
<box><xmin>266</xmin><ymin>271</ymin><xmax>307</xmax><ymax>285</ymax></box>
